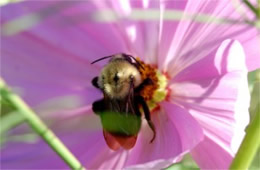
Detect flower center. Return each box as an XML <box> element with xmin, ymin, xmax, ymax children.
<box><xmin>137</xmin><ymin>59</ymin><xmax>168</xmax><ymax>111</ymax></box>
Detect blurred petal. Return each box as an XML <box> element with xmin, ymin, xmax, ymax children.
<box><xmin>1</xmin><ymin>135</ymin><xmax>68</xmax><ymax>169</ymax></box>
<box><xmin>109</xmin><ymin>1</ymin><xmax>161</xmax><ymax>65</ymax></box>
<box><xmin>1</xmin><ymin>110</ymin><xmax>124</xmax><ymax>169</ymax></box>
<box><xmin>1</xmin><ymin>1</ymin><xmax>130</xmax><ymax>107</ymax></box>
<box><xmin>170</xmin><ymin>39</ymin><xmax>249</xmax><ymax>168</ymax></box>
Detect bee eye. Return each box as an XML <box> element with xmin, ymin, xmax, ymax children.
<box><xmin>113</xmin><ymin>74</ymin><xmax>119</xmax><ymax>82</ymax></box>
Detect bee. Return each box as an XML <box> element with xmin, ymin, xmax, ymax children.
<box><xmin>91</xmin><ymin>53</ymin><xmax>156</xmax><ymax>151</ymax></box>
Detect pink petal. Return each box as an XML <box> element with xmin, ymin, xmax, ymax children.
<box><xmin>124</xmin><ymin>102</ymin><xmax>203</xmax><ymax>168</ymax></box>
<box><xmin>190</xmin><ymin>136</ymin><xmax>233</xmax><ymax>169</ymax></box>
<box><xmin>1</xmin><ymin>1</ymin><xmax>130</xmax><ymax>106</ymax></box>
<box><xmin>169</xmin><ymin>40</ymin><xmax>249</xmax><ymax>168</ymax></box>
<box><xmin>108</xmin><ymin>1</ymin><xmax>162</xmax><ymax>65</ymax></box>
<box><xmin>159</xmin><ymin>1</ymin><xmax>259</xmax><ymax>74</ymax></box>
<box><xmin>1</xmin><ymin>138</ymin><xmax>68</xmax><ymax>169</ymax></box>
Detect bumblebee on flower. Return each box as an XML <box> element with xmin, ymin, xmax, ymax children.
<box><xmin>1</xmin><ymin>0</ymin><xmax>259</xmax><ymax>169</ymax></box>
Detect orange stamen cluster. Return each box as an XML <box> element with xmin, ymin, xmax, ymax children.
<box><xmin>136</xmin><ymin>58</ymin><xmax>159</xmax><ymax>101</ymax></box>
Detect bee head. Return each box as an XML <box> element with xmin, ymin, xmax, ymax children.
<box><xmin>98</xmin><ymin>60</ymin><xmax>142</xmax><ymax>99</ymax></box>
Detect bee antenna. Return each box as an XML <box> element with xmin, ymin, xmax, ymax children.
<box><xmin>125</xmin><ymin>55</ymin><xmax>144</xmax><ymax>70</ymax></box>
<box><xmin>91</xmin><ymin>54</ymin><xmax>144</xmax><ymax>70</ymax></box>
<box><xmin>91</xmin><ymin>56</ymin><xmax>113</xmax><ymax>64</ymax></box>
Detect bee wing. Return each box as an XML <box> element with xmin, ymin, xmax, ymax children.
<box><xmin>125</xmin><ymin>79</ymin><xmax>135</xmax><ymax>114</ymax></box>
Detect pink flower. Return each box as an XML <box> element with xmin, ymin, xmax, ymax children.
<box><xmin>1</xmin><ymin>0</ymin><xmax>259</xmax><ymax>169</ymax></box>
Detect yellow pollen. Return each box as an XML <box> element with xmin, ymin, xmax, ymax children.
<box><xmin>137</xmin><ymin>58</ymin><xmax>168</xmax><ymax>111</ymax></box>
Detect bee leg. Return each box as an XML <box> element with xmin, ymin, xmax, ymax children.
<box><xmin>135</xmin><ymin>95</ymin><xmax>156</xmax><ymax>143</ymax></box>
<box><xmin>147</xmin><ymin>121</ymin><xmax>156</xmax><ymax>143</ymax></box>
<box><xmin>92</xmin><ymin>99</ymin><xmax>105</xmax><ymax>114</ymax></box>
<box><xmin>134</xmin><ymin>78</ymin><xmax>153</xmax><ymax>93</ymax></box>
<box><xmin>92</xmin><ymin>77</ymin><xmax>100</xmax><ymax>89</ymax></box>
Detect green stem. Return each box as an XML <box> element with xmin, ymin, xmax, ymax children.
<box><xmin>243</xmin><ymin>0</ymin><xmax>259</xmax><ymax>17</ymax></box>
<box><xmin>258</xmin><ymin>0</ymin><xmax>260</xmax><ymax>18</ymax></box>
<box><xmin>0</xmin><ymin>79</ymin><xmax>86</xmax><ymax>170</ymax></box>
<box><xmin>230</xmin><ymin>103</ymin><xmax>260</xmax><ymax>169</ymax></box>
